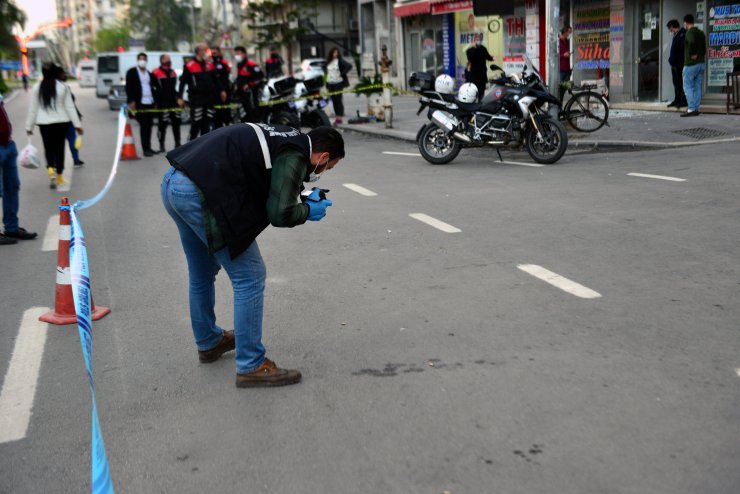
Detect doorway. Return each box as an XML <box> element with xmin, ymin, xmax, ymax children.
<box><xmin>635</xmin><ymin>0</ymin><xmax>661</xmax><ymax>100</ymax></box>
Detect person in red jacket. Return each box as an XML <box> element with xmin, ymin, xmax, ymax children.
<box><xmin>178</xmin><ymin>43</ymin><xmax>226</xmax><ymax>141</ymax></box>
<box><xmin>152</xmin><ymin>54</ymin><xmax>181</xmax><ymax>151</ymax></box>
<box><xmin>232</xmin><ymin>46</ymin><xmax>265</xmax><ymax>123</ymax></box>
<box><xmin>211</xmin><ymin>46</ymin><xmax>232</xmax><ymax>129</ymax></box>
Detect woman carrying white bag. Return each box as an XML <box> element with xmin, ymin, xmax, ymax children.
<box><xmin>0</xmin><ymin>93</ymin><xmax>37</xmax><ymax>245</ymax></box>
<box><xmin>25</xmin><ymin>62</ymin><xmax>83</xmax><ymax>189</ymax></box>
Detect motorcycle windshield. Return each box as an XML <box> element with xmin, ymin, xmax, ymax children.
<box><xmin>522</xmin><ymin>55</ymin><xmax>543</xmax><ymax>83</ymax></box>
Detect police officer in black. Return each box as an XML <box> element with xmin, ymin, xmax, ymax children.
<box><xmin>178</xmin><ymin>43</ymin><xmax>226</xmax><ymax>141</ymax></box>
<box><xmin>232</xmin><ymin>45</ymin><xmax>265</xmax><ymax>123</ymax></box>
<box><xmin>211</xmin><ymin>46</ymin><xmax>232</xmax><ymax>129</ymax></box>
<box><xmin>153</xmin><ymin>54</ymin><xmax>181</xmax><ymax>151</ymax></box>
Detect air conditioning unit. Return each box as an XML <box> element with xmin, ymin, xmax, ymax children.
<box><xmin>349</xmin><ymin>19</ymin><xmax>358</xmax><ymax>30</ymax></box>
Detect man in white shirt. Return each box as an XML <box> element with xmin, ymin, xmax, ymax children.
<box><xmin>126</xmin><ymin>52</ymin><xmax>159</xmax><ymax>156</ymax></box>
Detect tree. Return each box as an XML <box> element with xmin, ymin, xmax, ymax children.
<box><xmin>94</xmin><ymin>22</ymin><xmax>130</xmax><ymax>52</ymax></box>
<box><xmin>244</xmin><ymin>0</ymin><xmax>317</xmax><ymax>74</ymax></box>
<box><xmin>0</xmin><ymin>0</ymin><xmax>25</xmax><ymax>55</ymax></box>
<box><xmin>129</xmin><ymin>0</ymin><xmax>191</xmax><ymax>51</ymax></box>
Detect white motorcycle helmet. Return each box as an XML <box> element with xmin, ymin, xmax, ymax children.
<box><xmin>434</xmin><ymin>74</ymin><xmax>455</xmax><ymax>94</ymax></box>
<box><xmin>457</xmin><ymin>82</ymin><xmax>478</xmax><ymax>103</ymax></box>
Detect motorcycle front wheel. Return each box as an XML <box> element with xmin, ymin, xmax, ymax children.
<box><xmin>418</xmin><ymin>124</ymin><xmax>461</xmax><ymax>165</ymax></box>
<box><xmin>301</xmin><ymin>109</ymin><xmax>331</xmax><ymax>129</ymax></box>
<box><xmin>525</xmin><ymin>117</ymin><xmax>568</xmax><ymax>164</ymax></box>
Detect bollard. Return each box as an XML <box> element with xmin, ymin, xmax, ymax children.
<box><xmin>380</xmin><ymin>45</ymin><xmax>393</xmax><ymax>129</ymax></box>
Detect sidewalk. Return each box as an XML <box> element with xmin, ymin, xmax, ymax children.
<box><xmin>335</xmin><ymin>94</ymin><xmax>740</xmax><ymax>150</ymax></box>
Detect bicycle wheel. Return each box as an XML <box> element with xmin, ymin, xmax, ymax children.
<box><xmin>565</xmin><ymin>91</ymin><xmax>608</xmax><ymax>132</ymax></box>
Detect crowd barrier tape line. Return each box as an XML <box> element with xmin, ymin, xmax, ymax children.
<box><xmin>66</xmin><ymin>106</ymin><xmax>127</xmax><ymax>493</ymax></box>
<box><xmin>128</xmin><ymin>83</ymin><xmax>416</xmax><ymax>115</ymax></box>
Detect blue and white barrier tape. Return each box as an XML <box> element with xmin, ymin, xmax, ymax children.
<box><xmin>66</xmin><ymin>105</ymin><xmax>127</xmax><ymax>493</ymax></box>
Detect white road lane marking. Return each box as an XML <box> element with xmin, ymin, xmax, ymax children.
<box><xmin>0</xmin><ymin>307</ymin><xmax>50</xmax><ymax>444</ymax></box>
<box><xmin>735</xmin><ymin>368</ymin><xmax>740</xmax><ymax>378</ymax></box>
<box><xmin>497</xmin><ymin>160</ymin><xmax>545</xmax><ymax>168</ymax></box>
<box><xmin>56</xmin><ymin>165</ymin><xmax>73</xmax><ymax>192</ymax></box>
<box><xmin>382</xmin><ymin>151</ymin><xmax>422</xmax><ymax>157</ymax></box>
<box><xmin>42</xmin><ymin>215</ymin><xmax>60</xmax><ymax>251</ymax></box>
<box><xmin>517</xmin><ymin>264</ymin><xmax>602</xmax><ymax>299</ymax></box>
<box><xmin>409</xmin><ymin>213</ymin><xmax>461</xmax><ymax>233</ymax></box>
<box><xmin>627</xmin><ymin>173</ymin><xmax>686</xmax><ymax>182</ymax></box>
<box><xmin>343</xmin><ymin>183</ymin><xmax>378</xmax><ymax>197</ymax></box>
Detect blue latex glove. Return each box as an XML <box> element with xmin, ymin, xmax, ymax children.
<box><xmin>306</xmin><ymin>198</ymin><xmax>333</xmax><ymax>221</ymax></box>
<box><xmin>306</xmin><ymin>187</ymin><xmax>323</xmax><ymax>202</ymax></box>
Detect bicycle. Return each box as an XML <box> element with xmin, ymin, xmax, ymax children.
<box><xmin>559</xmin><ymin>82</ymin><xmax>610</xmax><ymax>132</ymax></box>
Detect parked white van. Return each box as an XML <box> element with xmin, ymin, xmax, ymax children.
<box><xmin>95</xmin><ymin>51</ymin><xmax>186</xmax><ymax>98</ymax></box>
<box><xmin>76</xmin><ymin>60</ymin><xmax>96</xmax><ymax>87</ymax></box>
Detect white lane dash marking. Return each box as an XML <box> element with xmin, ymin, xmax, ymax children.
<box><xmin>627</xmin><ymin>173</ymin><xmax>686</xmax><ymax>182</ymax></box>
<box><xmin>42</xmin><ymin>215</ymin><xmax>59</xmax><ymax>251</ymax></box>
<box><xmin>735</xmin><ymin>368</ymin><xmax>740</xmax><ymax>378</ymax></box>
<box><xmin>382</xmin><ymin>151</ymin><xmax>422</xmax><ymax>157</ymax></box>
<box><xmin>343</xmin><ymin>183</ymin><xmax>378</xmax><ymax>197</ymax></box>
<box><xmin>56</xmin><ymin>165</ymin><xmax>73</xmax><ymax>192</ymax></box>
<box><xmin>0</xmin><ymin>307</ymin><xmax>50</xmax><ymax>444</ymax></box>
<box><xmin>409</xmin><ymin>213</ymin><xmax>461</xmax><ymax>233</ymax></box>
<box><xmin>498</xmin><ymin>160</ymin><xmax>545</xmax><ymax>168</ymax></box>
<box><xmin>517</xmin><ymin>264</ymin><xmax>602</xmax><ymax>299</ymax></box>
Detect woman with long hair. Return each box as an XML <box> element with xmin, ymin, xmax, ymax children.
<box><xmin>324</xmin><ymin>47</ymin><xmax>352</xmax><ymax>126</ymax></box>
<box><xmin>25</xmin><ymin>62</ymin><xmax>83</xmax><ymax>189</ymax></box>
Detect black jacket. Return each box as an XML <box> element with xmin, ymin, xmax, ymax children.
<box><xmin>125</xmin><ymin>67</ymin><xmax>158</xmax><ymax>107</ymax></box>
<box><xmin>166</xmin><ymin>123</ymin><xmax>312</xmax><ymax>258</ymax></box>
<box><xmin>466</xmin><ymin>45</ymin><xmax>493</xmax><ymax>77</ymax></box>
<box><xmin>669</xmin><ymin>28</ymin><xmax>686</xmax><ymax>68</ymax></box>
<box><xmin>152</xmin><ymin>66</ymin><xmax>179</xmax><ymax>107</ymax></box>
<box><xmin>179</xmin><ymin>58</ymin><xmax>222</xmax><ymax>107</ymax></box>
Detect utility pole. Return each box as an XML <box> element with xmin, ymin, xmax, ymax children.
<box><xmin>190</xmin><ymin>0</ymin><xmax>197</xmax><ymax>47</ymax></box>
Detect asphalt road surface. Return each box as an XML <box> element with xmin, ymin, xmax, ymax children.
<box><xmin>1</xmin><ymin>88</ymin><xmax>739</xmax><ymax>494</ymax></box>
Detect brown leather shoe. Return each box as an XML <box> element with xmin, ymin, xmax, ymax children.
<box><xmin>198</xmin><ymin>330</ymin><xmax>235</xmax><ymax>363</ymax></box>
<box><xmin>236</xmin><ymin>358</ymin><xmax>302</xmax><ymax>388</ymax></box>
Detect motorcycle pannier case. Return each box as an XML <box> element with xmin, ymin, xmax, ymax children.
<box><xmin>302</xmin><ymin>75</ymin><xmax>325</xmax><ymax>93</ymax></box>
<box><xmin>273</xmin><ymin>76</ymin><xmax>297</xmax><ymax>96</ymax></box>
<box><xmin>409</xmin><ymin>72</ymin><xmax>434</xmax><ymax>92</ymax></box>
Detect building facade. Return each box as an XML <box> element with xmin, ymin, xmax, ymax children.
<box><xmin>389</xmin><ymin>0</ymin><xmax>740</xmax><ymax>106</ymax></box>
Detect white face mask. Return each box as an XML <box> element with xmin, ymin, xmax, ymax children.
<box><xmin>307</xmin><ymin>158</ymin><xmax>329</xmax><ymax>183</ymax></box>
<box><xmin>234</xmin><ymin>55</ymin><xmax>244</xmax><ymax>63</ymax></box>
<box><xmin>137</xmin><ymin>59</ymin><xmax>147</xmax><ymax>69</ymax></box>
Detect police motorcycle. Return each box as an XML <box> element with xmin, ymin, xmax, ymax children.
<box><xmin>256</xmin><ymin>75</ymin><xmax>302</xmax><ymax>129</ymax></box>
<box><xmin>292</xmin><ymin>74</ymin><xmax>332</xmax><ymax>128</ymax></box>
<box><xmin>411</xmin><ymin>55</ymin><xmax>568</xmax><ymax>165</ymax></box>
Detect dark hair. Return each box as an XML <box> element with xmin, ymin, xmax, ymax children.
<box><xmin>39</xmin><ymin>62</ymin><xmax>59</xmax><ymax>109</ymax></box>
<box><xmin>137</xmin><ymin>52</ymin><xmax>147</xmax><ymax>60</ymax></box>
<box><xmin>160</xmin><ymin>54</ymin><xmax>169</xmax><ymax>63</ymax></box>
<box><xmin>561</xmin><ymin>26</ymin><xmax>572</xmax><ymax>34</ymax></box>
<box><xmin>667</xmin><ymin>19</ymin><xmax>680</xmax><ymax>29</ymax></box>
<box><xmin>234</xmin><ymin>46</ymin><xmax>246</xmax><ymax>54</ymax></box>
<box><xmin>684</xmin><ymin>14</ymin><xmax>695</xmax><ymax>24</ymax></box>
<box><xmin>308</xmin><ymin>126</ymin><xmax>345</xmax><ymax>160</ymax></box>
<box><xmin>326</xmin><ymin>47</ymin><xmax>341</xmax><ymax>64</ymax></box>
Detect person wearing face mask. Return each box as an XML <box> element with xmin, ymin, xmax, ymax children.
<box><xmin>465</xmin><ymin>36</ymin><xmax>494</xmax><ymax>102</ymax></box>
<box><xmin>125</xmin><ymin>52</ymin><xmax>160</xmax><ymax>156</ymax></box>
<box><xmin>152</xmin><ymin>54</ymin><xmax>182</xmax><ymax>151</ymax></box>
<box><xmin>178</xmin><ymin>43</ymin><xmax>227</xmax><ymax>140</ymax></box>
<box><xmin>210</xmin><ymin>47</ymin><xmax>232</xmax><ymax>129</ymax></box>
<box><xmin>161</xmin><ymin>125</ymin><xmax>344</xmax><ymax>388</ymax></box>
<box><xmin>232</xmin><ymin>46</ymin><xmax>264</xmax><ymax>123</ymax></box>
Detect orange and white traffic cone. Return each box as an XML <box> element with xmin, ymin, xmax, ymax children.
<box><xmin>39</xmin><ymin>198</ymin><xmax>111</xmax><ymax>325</ymax></box>
<box><xmin>120</xmin><ymin>119</ymin><xmax>140</xmax><ymax>161</ymax></box>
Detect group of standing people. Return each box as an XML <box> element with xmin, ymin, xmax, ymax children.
<box><xmin>667</xmin><ymin>14</ymin><xmax>706</xmax><ymax>117</ymax></box>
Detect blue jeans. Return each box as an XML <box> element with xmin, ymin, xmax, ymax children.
<box><xmin>66</xmin><ymin>123</ymin><xmax>80</xmax><ymax>162</ymax></box>
<box><xmin>161</xmin><ymin>167</ymin><xmax>266</xmax><ymax>374</ymax></box>
<box><xmin>682</xmin><ymin>63</ymin><xmax>705</xmax><ymax>112</ymax></box>
<box><xmin>0</xmin><ymin>141</ymin><xmax>20</xmax><ymax>233</ymax></box>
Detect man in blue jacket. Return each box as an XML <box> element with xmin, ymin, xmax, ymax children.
<box><xmin>162</xmin><ymin>124</ymin><xmax>343</xmax><ymax>388</ymax></box>
<box><xmin>666</xmin><ymin>20</ymin><xmax>687</xmax><ymax>108</ymax></box>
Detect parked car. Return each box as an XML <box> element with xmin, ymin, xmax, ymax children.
<box><xmin>297</xmin><ymin>58</ymin><xmax>326</xmax><ymax>80</ymax></box>
<box><xmin>107</xmin><ymin>83</ymin><xmax>190</xmax><ymax>123</ymax></box>
<box><xmin>76</xmin><ymin>60</ymin><xmax>96</xmax><ymax>87</ymax></box>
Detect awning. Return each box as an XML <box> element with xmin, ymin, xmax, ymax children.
<box><xmin>393</xmin><ymin>0</ymin><xmax>431</xmax><ymax>18</ymax></box>
<box><xmin>431</xmin><ymin>0</ymin><xmax>472</xmax><ymax>14</ymax></box>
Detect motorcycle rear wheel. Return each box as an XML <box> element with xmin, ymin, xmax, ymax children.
<box><xmin>525</xmin><ymin>117</ymin><xmax>568</xmax><ymax>164</ymax></box>
<box><xmin>418</xmin><ymin>124</ymin><xmax>461</xmax><ymax>165</ymax></box>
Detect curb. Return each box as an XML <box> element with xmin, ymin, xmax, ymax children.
<box><xmin>338</xmin><ymin>123</ymin><xmax>740</xmax><ymax>149</ymax></box>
